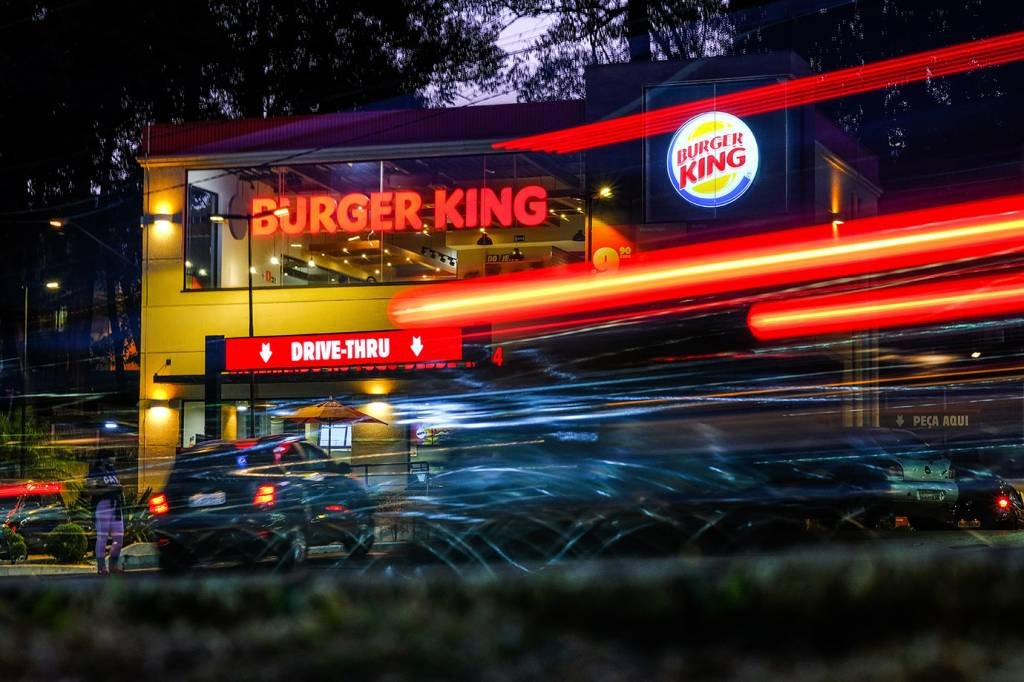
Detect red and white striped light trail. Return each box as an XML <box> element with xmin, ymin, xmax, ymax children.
<box><xmin>388</xmin><ymin>195</ymin><xmax>1024</xmax><ymax>329</ymax></box>
<box><xmin>493</xmin><ymin>30</ymin><xmax>1024</xmax><ymax>154</ymax></box>
<box><xmin>748</xmin><ymin>272</ymin><xmax>1024</xmax><ymax>340</ymax></box>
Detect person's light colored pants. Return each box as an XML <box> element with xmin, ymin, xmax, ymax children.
<box><xmin>94</xmin><ymin>500</ymin><xmax>124</xmax><ymax>573</ymax></box>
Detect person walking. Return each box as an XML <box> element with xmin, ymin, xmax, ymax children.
<box><xmin>86</xmin><ymin>451</ymin><xmax>125</xmax><ymax>575</ymax></box>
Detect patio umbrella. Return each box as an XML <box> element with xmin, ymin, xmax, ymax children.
<box><xmin>279</xmin><ymin>398</ymin><xmax>385</xmax><ymax>456</ymax></box>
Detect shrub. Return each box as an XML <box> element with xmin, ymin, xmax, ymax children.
<box><xmin>47</xmin><ymin>522</ymin><xmax>88</xmax><ymax>564</ymax></box>
<box><xmin>1</xmin><ymin>526</ymin><xmax>27</xmax><ymax>564</ymax></box>
<box><xmin>123</xmin><ymin>488</ymin><xmax>155</xmax><ymax>545</ymax></box>
<box><xmin>65</xmin><ymin>484</ymin><xmax>155</xmax><ymax>545</ymax></box>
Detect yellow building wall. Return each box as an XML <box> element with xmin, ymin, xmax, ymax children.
<box><xmin>138</xmin><ymin>165</ymin><xmax>416</xmax><ymax>491</ymax></box>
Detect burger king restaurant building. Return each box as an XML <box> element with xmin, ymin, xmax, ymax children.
<box><xmin>136</xmin><ymin>52</ymin><xmax>880</xmax><ymax>492</ymax></box>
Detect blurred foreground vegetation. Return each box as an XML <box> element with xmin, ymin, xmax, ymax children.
<box><xmin>3</xmin><ymin>550</ymin><xmax>1024</xmax><ymax>680</ymax></box>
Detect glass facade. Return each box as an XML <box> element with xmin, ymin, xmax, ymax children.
<box><xmin>184</xmin><ymin>152</ymin><xmax>585</xmax><ymax>290</ymax></box>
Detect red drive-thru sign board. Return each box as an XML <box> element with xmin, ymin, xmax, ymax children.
<box><xmin>224</xmin><ymin>328</ymin><xmax>463</xmax><ymax>372</ymax></box>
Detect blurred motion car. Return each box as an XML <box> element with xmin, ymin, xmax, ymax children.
<box><xmin>151</xmin><ymin>434</ymin><xmax>375</xmax><ymax>571</ymax></box>
<box><xmin>407</xmin><ymin>424</ymin><xmax>960</xmax><ymax>568</ymax></box>
<box><xmin>954</xmin><ymin>471</ymin><xmax>1024</xmax><ymax>529</ymax></box>
<box><xmin>0</xmin><ymin>481</ymin><xmax>77</xmax><ymax>553</ymax></box>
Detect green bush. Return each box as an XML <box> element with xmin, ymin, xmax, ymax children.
<box><xmin>0</xmin><ymin>526</ymin><xmax>27</xmax><ymax>564</ymax></box>
<box><xmin>47</xmin><ymin>522</ymin><xmax>88</xmax><ymax>564</ymax></box>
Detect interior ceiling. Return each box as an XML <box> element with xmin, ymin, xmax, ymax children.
<box><xmin>252</xmin><ymin>153</ymin><xmax>584</xmax><ymax>196</ymax></box>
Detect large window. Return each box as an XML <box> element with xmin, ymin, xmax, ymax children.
<box><xmin>184</xmin><ymin>153</ymin><xmax>585</xmax><ymax>289</ymax></box>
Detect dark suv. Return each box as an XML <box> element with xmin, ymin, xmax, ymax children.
<box><xmin>151</xmin><ymin>435</ymin><xmax>375</xmax><ymax>571</ymax></box>
<box><xmin>0</xmin><ymin>482</ymin><xmax>77</xmax><ymax>553</ymax></box>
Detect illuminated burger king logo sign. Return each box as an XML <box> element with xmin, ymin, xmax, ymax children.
<box><xmin>667</xmin><ymin>111</ymin><xmax>758</xmax><ymax>208</ymax></box>
<box><xmin>249</xmin><ymin>185</ymin><xmax>547</xmax><ymax>236</ymax></box>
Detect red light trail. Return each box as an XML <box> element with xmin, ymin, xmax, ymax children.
<box><xmin>493</xmin><ymin>30</ymin><xmax>1024</xmax><ymax>154</ymax></box>
<box><xmin>388</xmin><ymin>195</ymin><xmax>1024</xmax><ymax>329</ymax></box>
<box><xmin>748</xmin><ymin>272</ymin><xmax>1024</xmax><ymax>340</ymax></box>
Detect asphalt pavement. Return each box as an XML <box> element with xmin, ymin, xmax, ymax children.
<box><xmin>7</xmin><ymin>529</ymin><xmax>1024</xmax><ymax>581</ymax></box>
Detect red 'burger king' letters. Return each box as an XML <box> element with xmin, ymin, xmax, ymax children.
<box><xmin>251</xmin><ymin>185</ymin><xmax>548</xmax><ymax>237</ymax></box>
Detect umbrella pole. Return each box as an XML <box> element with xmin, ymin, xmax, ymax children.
<box><xmin>326</xmin><ymin>419</ymin><xmax>333</xmax><ymax>459</ymax></box>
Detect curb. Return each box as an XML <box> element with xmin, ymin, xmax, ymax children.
<box><xmin>0</xmin><ymin>564</ymin><xmax>94</xmax><ymax>577</ymax></box>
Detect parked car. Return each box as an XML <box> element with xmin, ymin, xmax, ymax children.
<box><xmin>752</xmin><ymin>428</ymin><xmax>959</xmax><ymax>530</ymax></box>
<box><xmin>834</xmin><ymin>428</ymin><xmax>958</xmax><ymax>530</ymax></box>
<box><xmin>151</xmin><ymin>435</ymin><xmax>375</xmax><ymax>571</ymax></box>
<box><xmin>955</xmin><ymin>471</ymin><xmax>1024</xmax><ymax>529</ymax></box>
<box><xmin>0</xmin><ymin>481</ymin><xmax>77</xmax><ymax>553</ymax></box>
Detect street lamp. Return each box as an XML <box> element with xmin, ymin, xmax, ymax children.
<box><xmin>50</xmin><ymin>217</ymin><xmax>138</xmax><ymax>268</ymax></box>
<box><xmin>208</xmin><ymin>206</ymin><xmax>289</xmax><ymax>436</ymax></box>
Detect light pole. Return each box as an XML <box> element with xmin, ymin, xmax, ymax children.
<box><xmin>19</xmin><ymin>279</ymin><xmax>60</xmax><ymax>477</ymax></box>
<box><xmin>585</xmin><ymin>184</ymin><xmax>614</xmax><ymax>266</ymax></box>
<box><xmin>210</xmin><ymin>207</ymin><xmax>288</xmax><ymax>436</ymax></box>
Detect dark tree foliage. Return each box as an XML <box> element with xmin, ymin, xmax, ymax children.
<box><xmin>502</xmin><ymin>0</ymin><xmax>731</xmax><ymax>102</ymax></box>
<box><xmin>503</xmin><ymin>0</ymin><xmax>1020</xmax><ymax>204</ymax></box>
<box><xmin>731</xmin><ymin>0</ymin><xmax>1024</xmax><ymax>202</ymax></box>
<box><xmin>0</xmin><ymin>0</ymin><xmax>504</xmax><ymax>398</ymax></box>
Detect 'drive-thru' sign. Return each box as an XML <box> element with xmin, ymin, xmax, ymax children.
<box><xmin>224</xmin><ymin>328</ymin><xmax>463</xmax><ymax>371</ymax></box>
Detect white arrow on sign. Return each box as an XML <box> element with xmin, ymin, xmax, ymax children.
<box><xmin>259</xmin><ymin>342</ymin><xmax>273</xmax><ymax>364</ymax></box>
<box><xmin>410</xmin><ymin>336</ymin><xmax>424</xmax><ymax>357</ymax></box>
<box><xmin>896</xmin><ymin>414</ymin><xmax>904</xmax><ymax>427</ymax></box>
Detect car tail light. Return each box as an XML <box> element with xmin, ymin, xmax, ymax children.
<box><xmin>886</xmin><ymin>462</ymin><xmax>905</xmax><ymax>480</ymax></box>
<box><xmin>997</xmin><ymin>495</ymin><xmax>1011</xmax><ymax>510</ymax></box>
<box><xmin>149</xmin><ymin>493</ymin><xmax>169</xmax><ymax>515</ymax></box>
<box><xmin>325</xmin><ymin>504</ymin><xmax>349</xmax><ymax>512</ymax></box>
<box><xmin>253</xmin><ymin>485</ymin><xmax>276</xmax><ymax>506</ymax></box>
